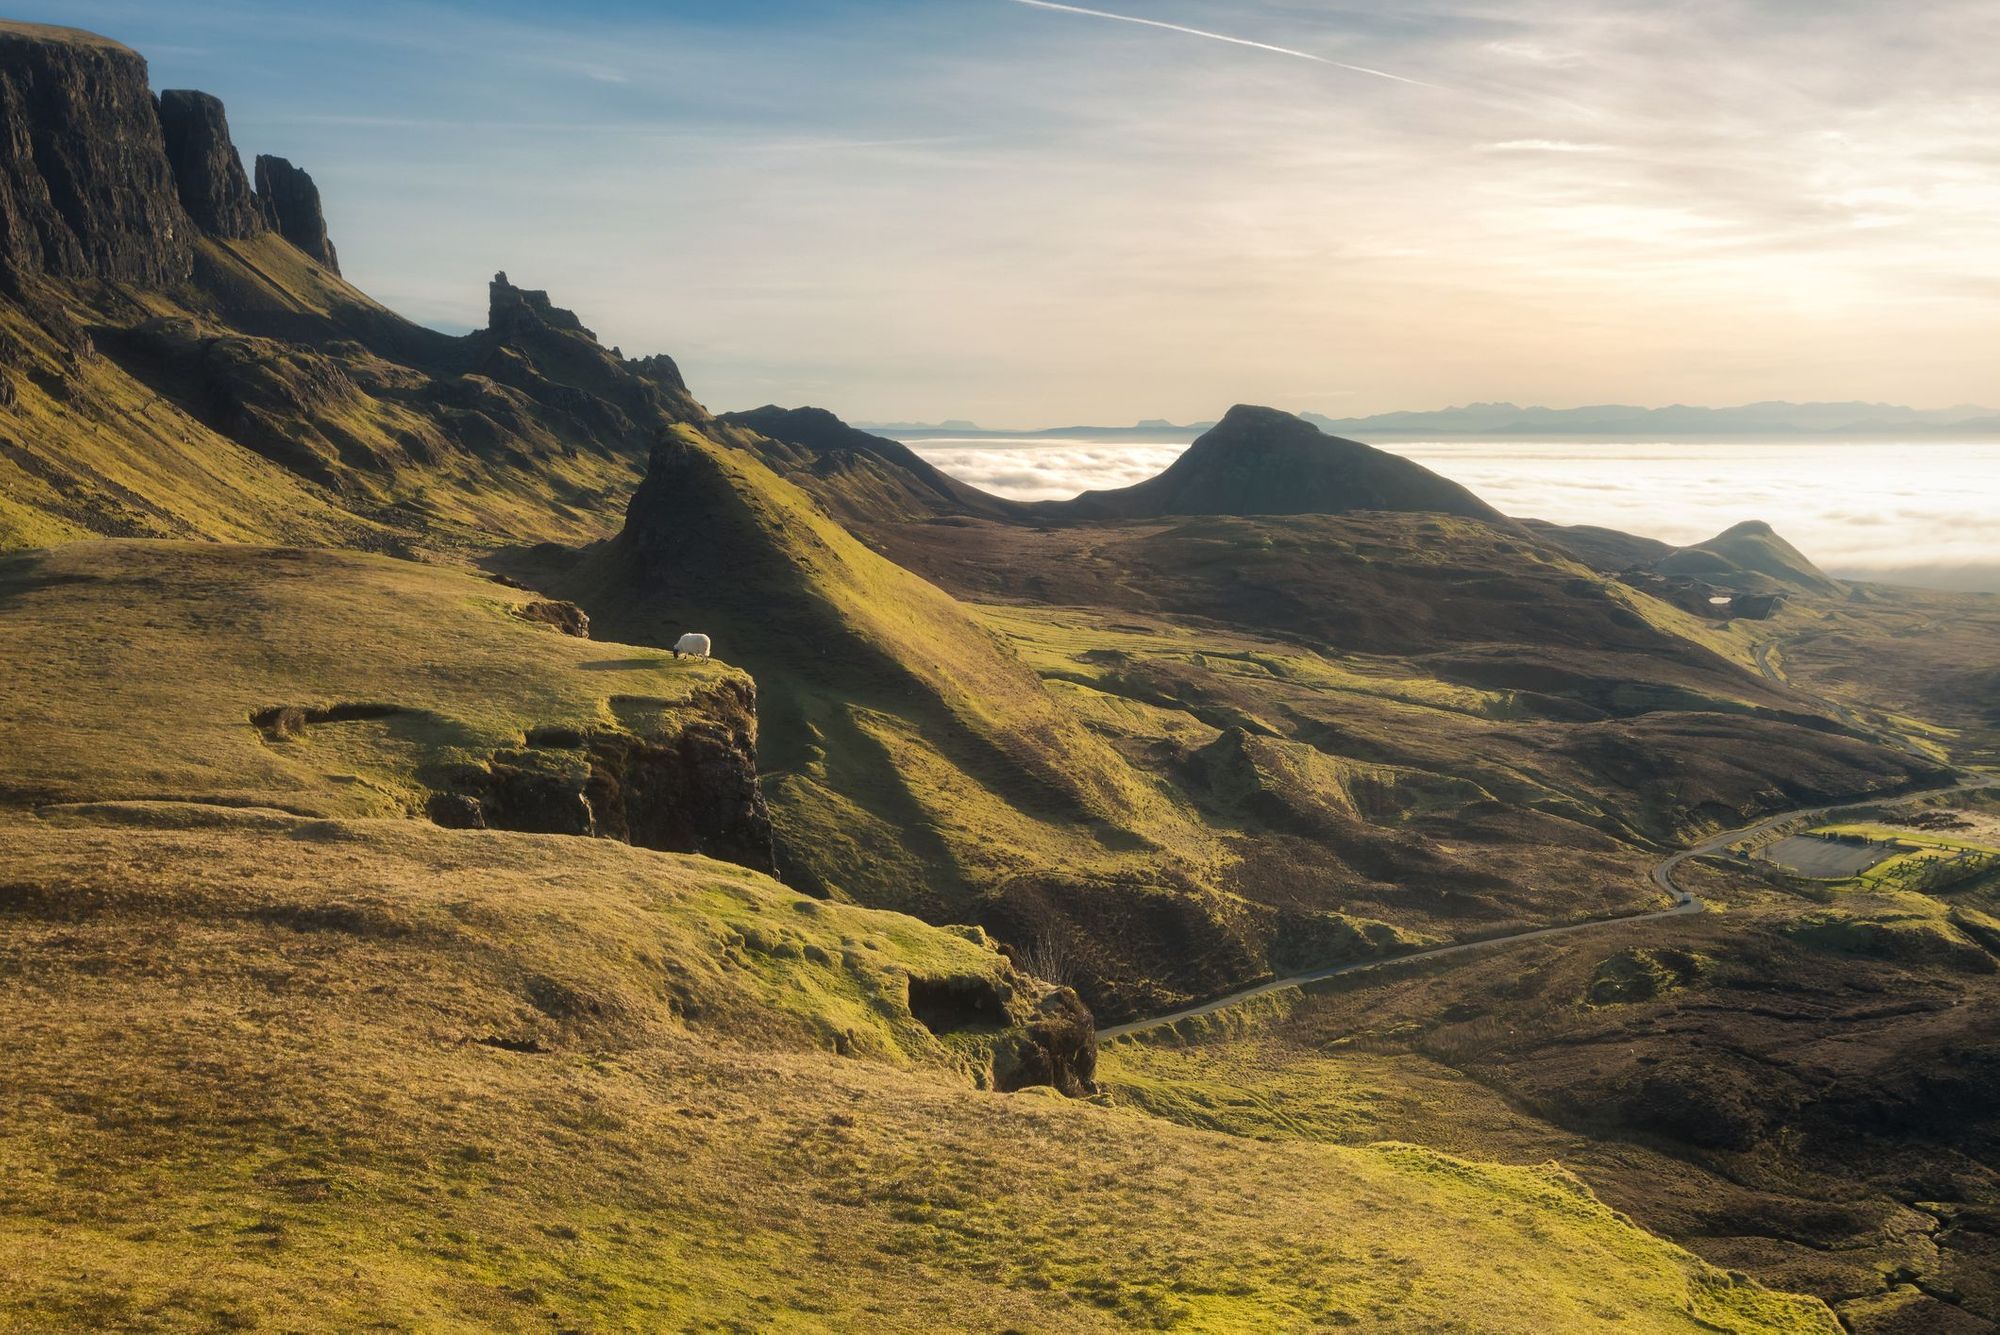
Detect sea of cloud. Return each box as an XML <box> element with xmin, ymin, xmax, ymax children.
<box><xmin>906</xmin><ymin>436</ymin><xmax>2000</xmax><ymax>593</ymax></box>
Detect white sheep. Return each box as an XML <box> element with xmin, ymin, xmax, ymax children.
<box><xmin>673</xmin><ymin>632</ymin><xmax>711</xmax><ymax>659</ymax></box>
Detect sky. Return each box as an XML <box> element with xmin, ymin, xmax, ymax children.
<box><xmin>39</xmin><ymin>0</ymin><xmax>2000</xmax><ymax>425</ymax></box>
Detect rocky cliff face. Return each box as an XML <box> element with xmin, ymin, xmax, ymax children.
<box><xmin>0</xmin><ymin>22</ymin><xmax>192</xmax><ymax>285</ymax></box>
<box><xmin>156</xmin><ymin>89</ymin><xmax>263</xmax><ymax>239</ymax></box>
<box><xmin>0</xmin><ymin>22</ymin><xmax>346</xmax><ymax>288</ymax></box>
<box><xmin>254</xmin><ymin>154</ymin><xmax>339</xmax><ymax>272</ymax></box>
<box><xmin>429</xmin><ymin>678</ymin><xmax>777</xmax><ymax>874</ymax></box>
<box><xmin>477</xmin><ymin>271</ymin><xmax>706</xmax><ymax>428</ymax></box>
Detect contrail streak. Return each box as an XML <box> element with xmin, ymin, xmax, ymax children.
<box><xmin>1010</xmin><ymin>0</ymin><xmax>1438</xmax><ymax>88</ymax></box>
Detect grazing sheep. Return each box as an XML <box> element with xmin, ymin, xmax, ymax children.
<box><xmin>673</xmin><ymin>632</ymin><xmax>711</xmax><ymax>659</ymax></box>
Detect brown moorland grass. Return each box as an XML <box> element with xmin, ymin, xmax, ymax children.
<box><xmin>0</xmin><ymin>807</ymin><xmax>1838</xmax><ymax>1333</ymax></box>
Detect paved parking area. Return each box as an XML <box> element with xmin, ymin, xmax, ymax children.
<box><xmin>1758</xmin><ymin>834</ymin><xmax>1893</xmax><ymax>878</ymax></box>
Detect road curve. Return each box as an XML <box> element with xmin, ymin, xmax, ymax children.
<box><xmin>1100</xmin><ymin>774</ymin><xmax>1996</xmax><ymax>1042</ymax></box>
<box><xmin>1754</xmin><ymin>634</ymin><xmax>1936</xmax><ymax>763</ymax></box>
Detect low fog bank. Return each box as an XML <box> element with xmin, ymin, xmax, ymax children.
<box><xmin>902</xmin><ymin>435</ymin><xmax>2000</xmax><ymax>595</ymax></box>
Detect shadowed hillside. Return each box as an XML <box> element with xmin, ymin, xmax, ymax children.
<box><xmin>721</xmin><ymin>404</ymin><xmax>1029</xmax><ymax>524</ymax></box>
<box><xmin>1051</xmin><ymin>404</ymin><xmax>1507</xmax><ymax>522</ymax></box>
<box><xmin>1655</xmin><ymin>519</ymin><xmax>1845</xmax><ymax>595</ymax></box>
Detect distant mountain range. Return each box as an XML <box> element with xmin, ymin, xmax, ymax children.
<box><xmin>1302</xmin><ymin>401</ymin><xmax>2000</xmax><ymax>436</ymax></box>
<box><xmin>860</xmin><ymin>402</ymin><xmax>2000</xmax><ymax>439</ymax></box>
<box><xmin>856</xmin><ymin>418</ymin><xmax>1216</xmax><ymax>438</ymax></box>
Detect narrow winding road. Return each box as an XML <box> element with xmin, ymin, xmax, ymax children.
<box><xmin>1101</xmin><ymin>775</ymin><xmax>1996</xmax><ymax>1042</ymax></box>
<box><xmin>1754</xmin><ymin>632</ymin><xmax>1937</xmax><ymax>763</ymax></box>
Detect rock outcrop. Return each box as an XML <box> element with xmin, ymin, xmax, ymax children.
<box><xmin>515</xmin><ymin>599</ymin><xmax>590</xmax><ymax>637</ymax></box>
<box><xmin>0</xmin><ymin>21</ymin><xmax>193</xmax><ymax>285</ymax></box>
<box><xmin>625</xmin><ymin>352</ymin><xmax>688</xmax><ymax>394</ymax></box>
<box><xmin>477</xmin><ymin>271</ymin><xmax>706</xmax><ymax>429</ymax></box>
<box><xmin>254</xmin><ymin>154</ymin><xmax>338</xmax><ymax>272</ymax></box>
<box><xmin>990</xmin><ymin>985</ymin><xmax>1098</xmax><ymax>1096</ymax></box>
<box><xmin>488</xmin><ymin>270</ymin><xmax>590</xmax><ymax>339</ymax></box>
<box><xmin>429</xmin><ymin>679</ymin><xmax>776</xmax><ymax>874</ymax></box>
<box><xmin>155</xmin><ymin>89</ymin><xmax>263</xmax><ymax>238</ymax></box>
<box><xmin>907</xmin><ymin>967</ymin><xmax>1099</xmax><ymax>1096</ymax></box>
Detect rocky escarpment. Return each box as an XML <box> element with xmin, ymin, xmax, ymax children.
<box><xmin>0</xmin><ymin>22</ymin><xmax>343</xmax><ymax>289</ymax></box>
<box><xmin>474</xmin><ymin>271</ymin><xmax>706</xmax><ymax>431</ymax></box>
<box><xmin>156</xmin><ymin>89</ymin><xmax>263</xmax><ymax>239</ymax></box>
<box><xmin>0</xmin><ymin>22</ymin><xmax>192</xmax><ymax>285</ymax></box>
<box><xmin>253</xmin><ymin>155</ymin><xmax>338</xmax><ymax>273</ymax></box>
<box><xmin>428</xmin><ymin>679</ymin><xmax>776</xmax><ymax>874</ymax></box>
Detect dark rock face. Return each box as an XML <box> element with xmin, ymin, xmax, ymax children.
<box><xmin>626</xmin><ymin>352</ymin><xmax>687</xmax><ymax>394</ymax></box>
<box><xmin>431</xmin><ymin>679</ymin><xmax>776</xmax><ymax>874</ymax></box>
<box><xmin>907</xmin><ymin>969</ymin><xmax>1099</xmax><ymax>1097</ymax></box>
<box><xmin>253</xmin><ymin>154</ymin><xmax>338</xmax><ymax>272</ymax></box>
<box><xmin>991</xmin><ymin>986</ymin><xmax>1098</xmax><ymax>1097</ymax></box>
<box><xmin>156</xmin><ymin>89</ymin><xmax>263</xmax><ymax>238</ymax></box>
<box><xmin>0</xmin><ymin>22</ymin><xmax>193</xmax><ymax>285</ymax></box>
<box><xmin>579</xmin><ymin>691</ymin><xmax>776</xmax><ymax>873</ymax></box>
<box><xmin>475</xmin><ymin>272</ymin><xmax>706</xmax><ymax>433</ymax></box>
<box><xmin>516</xmin><ymin>599</ymin><xmax>590</xmax><ymax>637</ymax></box>
<box><xmin>909</xmin><ymin>973</ymin><xmax>1012</xmax><ymax>1031</ymax></box>
<box><xmin>489</xmin><ymin>271</ymin><xmax>589</xmax><ymax>339</ymax></box>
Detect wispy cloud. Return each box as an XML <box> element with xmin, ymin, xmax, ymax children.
<box><xmin>1008</xmin><ymin>0</ymin><xmax>1440</xmax><ymax>88</ymax></box>
<box><xmin>91</xmin><ymin>0</ymin><xmax>2000</xmax><ymax>425</ymax></box>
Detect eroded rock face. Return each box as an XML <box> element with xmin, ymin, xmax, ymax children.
<box><xmin>155</xmin><ymin>89</ymin><xmax>262</xmax><ymax>238</ymax></box>
<box><xmin>254</xmin><ymin>154</ymin><xmax>338</xmax><ymax>272</ymax></box>
<box><xmin>431</xmin><ymin>679</ymin><xmax>776</xmax><ymax>874</ymax></box>
<box><xmin>0</xmin><ymin>22</ymin><xmax>193</xmax><ymax>284</ymax></box>
<box><xmin>906</xmin><ymin>968</ymin><xmax>1099</xmax><ymax>1097</ymax></box>
<box><xmin>516</xmin><ymin>599</ymin><xmax>590</xmax><ymax>637</ymax></box>
<box><xmin>991</xmin><ymin>986</ymin><xmax>1098</xmax><ymax>1097</ymax></box>
<box><xmin>488</xmin><ymin>271</ymin><xmax>590</xmax><ymax>339</ymax></box>
<box><xmin>626</xmin><ymin>352</ymin><xmax>688</xmax><ymax>395</ymax></box>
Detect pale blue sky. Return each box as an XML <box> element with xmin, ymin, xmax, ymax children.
<box><xmin>38</xmin><ymin>1</ymin><xmax>2000</xmax><ymax>425</ymax></box>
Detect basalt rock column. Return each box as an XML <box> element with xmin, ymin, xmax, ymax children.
<box><xmin>254</xmin><ymin>153</ymin><xmax>339</xmax><ymax>272</ymax></box>
<box><xmin>156</xmin><ymin>89</ymin><xmax>263</xmax><ymax>238</ymax></box>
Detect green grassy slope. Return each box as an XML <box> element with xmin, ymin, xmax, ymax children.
<box><xmin>550</xmin><ymin>429</ymin><xmax>1393</xmax><ymax>1015</ymax></box>
<box><xmin>0</xmin><ymin>805</ymin><xmax>1836</xmax><ymax>1333</ymax></box>
<box><xmin>0</xmin><ymin>541</ymin><xmax>739</xmax><ymax>820</ymax></box>
<box><xmin>0</xmin><ymin>272</ymin><xmax>379</xmax><ymax>551</ymax></box>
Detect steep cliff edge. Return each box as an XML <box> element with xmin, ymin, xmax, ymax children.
<box><xmin>0</xmin><ymin>21</ymin><xmax>192</xmax><ymax>285</ymax></box>
<box><xmin>254</xmin><ymin>153</ymin><xmax>339</xmax><ymax>272</ymax></box>
<box><xmin>156</xmin><ymin>89</ymin><xmax>264</xmax><ymax>239</ymax></box>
